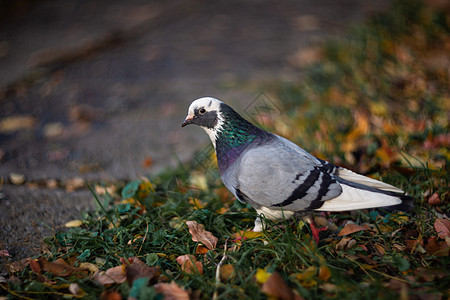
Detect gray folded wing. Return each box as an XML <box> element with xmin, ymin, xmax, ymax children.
<box><xmin>228</xmin><ymin>136</ymin><xmax>342</xmax><ymax>211</ymax></box>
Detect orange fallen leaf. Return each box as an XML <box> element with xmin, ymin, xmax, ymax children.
<box><xmin>176</xmin><ymin>255</ymin><xmax>203</xmax><ymax>274</ymax></box>
<box><xmin>195</xmin><ymin>245</ymin><xmax>209</xmax><ymax>255</ymax></box>
<box><xmin>154</xmin><ymin>281</ymin><xmax>189</xmax><ymax>300</ymax></box>
<box><xmin>186</xmin><ymin>221</ymin><xmax>218</xmax><ymax>250</ymax></box>
<box><xmin>220</xmin><ymin>264</ymin><xmax>235</xmax><ymax>281</ymax></box>
<box><xmin>262</xmin><ymin>272</ymin><xmax>295</xmax><ymax>300</ymax></box>
<box><xmin>338</xmin><ymin>223</ymin><xmax>370</xmax><ymax>236</ymax></box>
<box><xmin>434</xmin><ymin>218</ymin><xmax>450</xmax><ymax>239</ymax></box>
<box><xmin>100</xmin><ymin>290</ymin><xmax>122</xmax><ymax>300</ymax></box>
<box><xmin>318</xmin><ymin>265</ymin><xmax>331</xmax><ymax>281</ymax></box>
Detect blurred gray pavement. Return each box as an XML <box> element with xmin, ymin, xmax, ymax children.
<box><xmin>0</xmin><ymin>0</ymin><xmax>390</xmax><ymax>263</ymax></box>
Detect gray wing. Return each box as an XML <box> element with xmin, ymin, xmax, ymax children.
<box><xmin>227</xmin><ymin>135</ymin><xmax>342</xmax><ymax>211</ymax></box>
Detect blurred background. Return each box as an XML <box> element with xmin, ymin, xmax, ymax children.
<box><xmin>0</xmin><ymin>0</ymin><xmax>391</xmax><ymax>259</ymax></box>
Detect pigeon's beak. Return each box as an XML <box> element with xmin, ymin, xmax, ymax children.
<box><xmin>181</xmin><ymin>115</ymin><xmax>194</xmax><ymax>127</ymax></box>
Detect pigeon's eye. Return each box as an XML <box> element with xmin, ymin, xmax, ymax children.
<box><xmin>198</xmin><ymin>108</ymin><xmax>207</xmax><ymax>115</ymax></box>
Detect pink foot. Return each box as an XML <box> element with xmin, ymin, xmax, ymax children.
<box><xmin>309</xmin><ymin>222</ymin><xmax>327</xmax><ymax>245</ymax></box>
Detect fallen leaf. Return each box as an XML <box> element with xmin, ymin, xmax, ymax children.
<box><xmin>318</xmin><ymin>265</ymin><xmax>331</xmax><ymax>281</ymax></box>
<box><xmin>434</xmin><ymin>218</ymin><xmax>450</xmax><ymax>239</ymax></box>
<box><xmin>428</xmin><ymin>193</ymin><xmax>441</xmax><ymax>206</ymax></box>
<box><xmin>0</xmin><ymin>250</ymin><xmax>10</xmax><ymax>257</ymax></box>
<box><xmin>9</xmin><ymin>173</ymin><xmax>25</xmax><ymax>185</ymax></box>
<box><xmin>195</xmin><ymin>245</ymin><xmax>209</xmax><ymax>255</ymax></box>
<box><xmin>94</xmin><ymin>185</ymin><xmax>117</xmax><ymax>196</ymax></box>
<box><xmin>220</xmin><ymin>264</ymin><xmax>235</xmax><ymax>281</ymax></box>
<box><xmin>65</xmin><ymin>220</ymin><xmax>83</xmax><ymax>228</ymax></box>
<box><xmin>320</xmin><ymin>283</ymin><xmax>337</xmax><ymax>293</ymax></box>
<box><xmin>373</xmin><ymin>244</ymin><xmax>386</xmax><ymax>256</ymax></box>
<box><xmin>65</xmin><ymin>177</ymin><xmax>85</xmax><ymax>192</ymax></box>
<box><xmin>154</xmin><ymin>281</ymin><xmax>189</xmax><ymax>300</ymax></box>
<box><xmin>335</xmin><ymin>237</ymin><xmax>353</xmax><ymax>250</ymax></box>
<box><xmin>186</xmin><ymin>221</ymin><xmax>218</xmax><ymax>250</ymax></box>
<box><xmin>262</xmin><ymin>272</ymin><xmax>295</xmax><ymax>300</ymax></box>
<box><xmin>100</xmin><ymin>290</ymin><xmax>123</xmax><ymax>300</ymax></box>
<box><xmin>69</xmin><ymin>283</ymin><xmax>80</xmax><ymax>295</ymax></box>
<box><xmin>176</xmin><ymin>255</ymin><xmax>203</xmax><ymax>274</ymax></box>
<box><xmin>78</xmin><ymin>262</ymin><xmax>99</xmax><ymax>278</ymax></box>
<box><xmin>255</xmin><ymin>268</ymin><xmax>272</xmax><ymax>284</ymax></box>
<box><xmin>43</xmin><ymin>122</ymin><xmax>64</xmax><ymax>138</ymax></box>
<box><xmin>32</xmin><ymin>258</ymin><xmax>89</xmax><ymax>278</ymax></box>
<box><xmin>0</xmin><ymin>115</ymin><xmax>36</xmax><ymax>133</ymax></box>
<box><xmin>294</xmin><ymin>267</ymin><xmax>320</xmax><ymax>288</ymax></box>
<box><xmin>338</xmin><ymin>223</ymin><xmax>370</xmax><ymax>236</ymax></box>
<box><xmin>124</xmin><ymin>257</ymin><xmax>158</xmax><ymax>285</ymax></box>
<box><xmin>95</xmin><ymin>265</ymin><xmax>126</xmax><ymax>285</ymax></box>
<box><xmin>232</xmin><ymin>230</ymin><xmax>264</xmax><ymax>240</ymax></box>
<box><xmin>425</xmin><ymin>237</ymin><xmax>449</xmax><ymax>256</ymax></box>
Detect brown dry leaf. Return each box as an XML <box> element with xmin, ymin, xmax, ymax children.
<box><xmin>8</xmin><ymin>258</ymin><xmax>31</xmax><ymax>274</ymax></box>
<box><xmin>154</xmin><ymin>281</ymin><xmax>189</xmax><ymax>300</ymax></box>
<box><xmin>262</xmin><ymin>272</ymin><xmax>295</xmax><ymax>300</ymax></box>
<box><xmin>176</xmin><ymin>255</ymin><xmax>203</xmax><ymax>274</ymax></box>
<box><xmin>95</xmin><ymin>265</ymin><xmax>126</xmax><ymax>285</ymax></box>
<box><xmin>373</xmin><ymin>244</ymin><xmax>386</xmax><ymax>256</ymax></box>
<box><xmin>32</xmin><ymin>258</ymin><xmax>89</xmax><ymax>278</ymax></box>
<box><xmin>186</xmin><ymin>221</ymin><xmax>218</xmax><ymax>250</ymax></box>
<box><xmin>0</xmin><ymin>115</ymin><xmax>36</xmax><ymax>133</ymax></box>
<box><xmin>338</xmin><ymin>223</ymin><xmax>370</xmax><ymax>236</ymax></box>
<box><xmin>425</xmin><ymin>237</ymin><xmax>449</xmax><ymax>256</ymax></box>
<box><xmin>220</xmin><ymin>264</ymin><xmax>235</xmax><ymax>281</ymax></box>
<box><xmin>124</xmin><ymin>257</ymin><xmax>158</xmax><ymax>285</ymax></box>
<box><xmin>434</xmin><ymin>218</ymin><xmax>450</xmax><ymax>239</ymax></box>
<box><xmin>336</xmin><ymin>237</ymin><xmax>352</xmax><ymax>250</ymax></box>
<box><xmin>428</xmin><ymin>193</ymin><xmax>441</xmax><ymax>206</ymax></box>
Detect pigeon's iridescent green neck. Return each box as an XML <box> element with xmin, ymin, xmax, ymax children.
<box><xmin>215</xmin><ymin>103</ymin><xmax>270</xmax><ymax>173</ymax></box>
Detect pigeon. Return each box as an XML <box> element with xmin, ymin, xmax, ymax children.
<box><xmin>182</xmin><ymin>97</ymin><xmax>413</xmax><ymax>239</ymax></box>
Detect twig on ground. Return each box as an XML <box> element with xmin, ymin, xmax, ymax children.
<box><xmin>212</xmin><ymin>238</ymin><xmax>229</xmax><ymax>300</ymax></box>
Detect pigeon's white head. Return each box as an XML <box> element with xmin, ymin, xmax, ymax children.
<box><xmin>182</xmin><ymin>97</ymin><xmax>225</xmax><ymax>147</ymax></box>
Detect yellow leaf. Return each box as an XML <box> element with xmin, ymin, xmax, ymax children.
<box><xmin>295</xmin><ymin>266</ymin><xmax>316</xmax><ymax>282</ymax></box>
<box><xmin>255</xmin><ymin>268</ymin><xmax>272</xmax><ymax>284</ymax></box>
<box><xmin>189</xmin><ymin>197</ymin><xmax>205</xmax><ymax>209</ymax></box>
<box><xmin>369</xmin><ymin>101</ymin><xmax>388</xmax><ymax>116</ymax></box>
<box><xmin>65</xmin><ymin>220</ymin><xmax>83</xmax><ymax>228</ymax></box>
<box><xmin>392</xmin><ymin>214</ymin><xmax>409</xmax><ymax>225</ymax></box>
<box><xmin>232</xmin><ymin>230</ymin><xmax>264</xmax><ymax>240</ymax></box>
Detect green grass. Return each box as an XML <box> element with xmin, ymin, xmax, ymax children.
<box><xmin>1</xmin><ymin>0</ymin><xmax>449</xmax><ymax>299</ymax></box>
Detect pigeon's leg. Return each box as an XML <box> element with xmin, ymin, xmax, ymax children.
<box><xmin>253</xmin><ymin>216</ymin><xmax>263</xmax><ymax>232</ymax></box>
<box><xmin>302</xmin><ymin>215</ymin><xmax>328</xmax><ymax>245</ymax></box>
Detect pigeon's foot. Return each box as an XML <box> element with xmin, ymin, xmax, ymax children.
<box><xmin>309</xmin><ymin>222</ymin><xmax>328</xmax><ymax>245</ymax></box>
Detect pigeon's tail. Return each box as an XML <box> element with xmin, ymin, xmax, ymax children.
<box><xmin>314</xmin><ymin>179</ymin><xmax>414</xmax><ymax>212</ymax></box>
<box><xmin>382</xmin><ymin>194</ymin><xmax>414</xmax><ymax>211</ymax></box>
